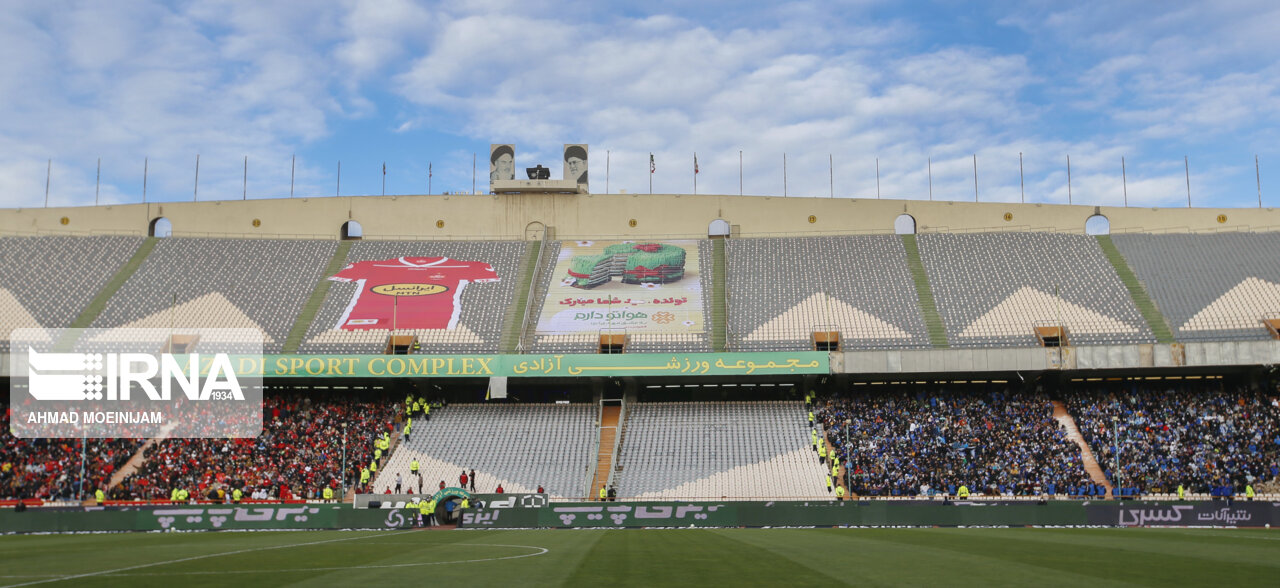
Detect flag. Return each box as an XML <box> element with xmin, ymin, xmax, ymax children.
<box><xmin>650</xmin><ymin>153</ymin><xmax>655</xmax><ymax>174</ymax></box>
<box><xmin>694</xmin><ymin>154</ymin><xmax>699</xmax><ymax>174</ymax></box>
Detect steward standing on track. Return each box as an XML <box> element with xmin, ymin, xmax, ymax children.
<box><xmin>232</xmin><ymin>487</ymin><xmax>242</xmax><ymax>503</ymax></box>
<box><xmin>957</xmin><ymin>485</ymin><xmax>970</xmax><ymax>499</ymax></box>
<box><xmin>836</xmin><ymin>485</ymin><xmax>845</xmax><ymax>500</ymax></box>
<box><xmin>420</xmin><ymin>498</ymin><xmax>436</xmax><ymax>527</ymax></box>
<box><xmin>599</xmin><ymin>485</ymin><xmax>607</xmax><ymax>501</ymax></box>
<box><xmin>1246</xmin><ymin>484</ymin><xmax>1256</xmax><ymax>501</ymax></box>
<box><xmin>322</xmin><ymin>486</ymin><xmax>333</xmax><ymax>502</ymax></box>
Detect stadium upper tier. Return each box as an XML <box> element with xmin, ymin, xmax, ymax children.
<box><xmin>0</xmin><ymin>235</ymin><xmax>142</xmax><ymax>354</ymax></box>
<box><xmin>89</xmin><ymin>238</ymin><xmax>337</xmax><ymax>354</ymax></box>
<box><xmin>918</xmin><ymin>232</ymin><xmax>1155</xmax><ymax>347</ymax></box>
<box><xmin>1111</xmin><ymin>232</ymin><xmax>1280</xmax><ymax>342</ymax></box>
<box><xmin>726</xmin><ymin>235</ymin><xmax>930</xmax><ymax>350</ymax></box>
<box><xmin>1</xmin><ymin>230</ymin><xmax>1277</xmax><ymax>353</ymax></box>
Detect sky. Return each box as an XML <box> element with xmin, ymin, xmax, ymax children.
<box><xmin>1</xmin><ymin>0</ymin><xmax>1278</xmax><ymax>210</ymax></box>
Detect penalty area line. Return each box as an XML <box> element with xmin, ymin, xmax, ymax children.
<box><xmin>0</xmin><ymin>530</ymin><xmax>416</xmax><ymax>588</ymax></box>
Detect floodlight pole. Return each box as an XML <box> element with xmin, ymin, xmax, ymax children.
<box><xmin>194</xmin><ymin>154</ymin><xmax>200</xmax><ymax>201</ymax></box>
<box><xmin>1122</xmin><ymin>156</ymin><xmax>1128</xmax><ymax>207</ymax></box>
<box><xmin>341</xmin><ymin>423</ymin><xmax>348</xmax><ymax>499</ymax></box>
<box><xmin>79</xmin><ymin>429</ymin><xmax>86</xmax><ymax>502</ymax></box>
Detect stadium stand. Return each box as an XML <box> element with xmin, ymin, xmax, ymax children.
<box><xmin>1064</xmin><ymin>382</ymin><xmax>1280</xmax><ymax>498</ymax></box>
<box><xmin>0</xmin><ymin>235</ymin><xmax>142</xmax><ymax>353</ymax></box>
<box><xmin>110</xmin><ymin>392</ymin><xmax>396</xmax><ymax>501</ymax></box>
<box><xmin>917</xmin><ymin>232</ymin><xmax>1154</xmax><ymax>347</ymax></box>
<box><xmin>614</xmin><ymin>401</ymin><xmax>829</xmax><ymax>499</ymax></box>
<box><xmin>1</xmin><ymin>401</ymin><xmax>138</xmax><ymax>500</ymax></box>
<box><xmin>818</xmin><ymin>387</ymin><xmax>1095</xmax><ymax>497</ymax></box>
<box><xmin>301</xmin><ymin>240</ymin><xmax>526</xmax><ymax>354</ymax></box>
<box><xmin>87</xmin><ymin>238</ymin><xmax>336</xmax><ymax>354</ymax></box>
<box><xmin>1110</xmin><ymin>232</ymin><xmax>1280</xmax><ymax>341</ymax></box>
<box><xmin>377</xmin><ymin>403</ymin><xmax>595</xmax><ymax>498</ymax></box>
<box><xmin>725</xmin><ymin>236</ymin><xmax>930</xmax><ymax>351</ymax></box>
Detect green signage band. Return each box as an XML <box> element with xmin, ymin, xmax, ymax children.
<box><xmin>188</xmin><ymin>352</ymin><xmax>830</xmax><ymax>378</ymax></box>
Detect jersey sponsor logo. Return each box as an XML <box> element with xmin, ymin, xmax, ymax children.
<box><xmin>371</xmin><ymin>283</ymin><xmax>448</xmax><ymax>296</ymax></box>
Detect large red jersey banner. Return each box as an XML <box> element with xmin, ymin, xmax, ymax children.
<box><xmin>329</xmin><ymin>257</ymin><xmax>499</xmax><ymax>330</ymax></box>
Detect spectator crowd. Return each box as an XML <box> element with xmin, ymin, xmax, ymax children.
<box><xmin>1066</xmin><ymin>381</ymin><xmax>1280</xmax><ymax>496</ymax></box>
<box><xmin>816</xmin><ymin>386</ymin><xmax>1092</xmax><ymax>497</ymax></box>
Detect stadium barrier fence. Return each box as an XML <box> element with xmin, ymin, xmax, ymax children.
<box><xmin>5</xmin><ymin>500</ymin><xmax>1277</xmax><ymax>533</ymax></box>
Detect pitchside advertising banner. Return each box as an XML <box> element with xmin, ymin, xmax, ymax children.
<box><xmin>8</xmin><ymin>328</ymin><xmax>263</xmax><ymax>439</ymax></box>
<box><xmin>209</xmin><ymin>352</ymin><xmax>828</xmax><ymax>378</ymax></box>
<box><xmin>537</xmin><ymin>240</ymin><xmax>705</xmax><ymax>335</ymax></box>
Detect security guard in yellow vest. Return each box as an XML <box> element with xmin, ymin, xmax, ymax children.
<box><xmin>832</xmin><ymin>463</ymin><xmax>839</xmax><ymax>479</ymax></box>
<box><xmin>370</xmin><ymin>460</ymin><xmax>378</xmax><ymax>475</ymax></box>
<box><xmin>826</xmin><ymin>474</ymin><xmax>833</xmax><ymax>492</ymax></box>
<box><xmin>411</xmin><ymin>401</ymin><xmax>420</xmax><ymax>416</ymax></box>
<box><xmin>170</xmin><ymin>488</ymin><xmax>179</xmax><ymax>502</ymax></box>
<box><xmin>1177</xmin><ymin>484</ymin><xmax>1185</xmax><ymax>500</ymax></box>
<box><xmin>410</xmin><ymin>459</ymin><xmax>420</xmax><ymax>477</ymax></box>
<box><xmin>404</xmin><ymin>421</ymin><xmax>412</xmax><ymax>441</ymax></box>
<box><xmin>232</xmin><ymin>487</ymin><xmax>242</xmax><ymax>503</ymax></box>
<box><xmin>809</xmin><ymin>411</ymin><xmax>815</xmax><ymax>427</ymax></box>
<box><xmin>322</xmin><ymin>486</ymin><xmax>334</xmax><ymax>501</ymax></box>
<box><xmin>818</xmin><ymin>442</ymin><xmax>827</xmax><ymax>465</ymax></box>
<box><xmin>95</xmin><ymin>488</ymin><xmax>105</xmax><ymax>505</ymax></box>
<box><xmin>419</xmin><ymin>499</ymin><xmax>435</xmax><ymax>526</ymax></box>
<box><xmin>836</xmin><ymin>485</ymin><xmax>846</xmax><ymax>500</ymax></box>
<box><xmin>178</xmin><ymin>488</ymin><xmax>189</xmax><ymax>502</ymax></box>
<box><xmin>424</xmin><ymin>404</ymin><xmax>431</xmax><ymax>421</ymax></box>
<box><xmin>599</xmin><ymin>485</ymin><xmax>607</xmax><ymax>501</ymax></box>
<box><xmin>360</xmin><ymin>467</ymin><xmax>371</xmax><ymax>490</ymax></box>
<box><xmin>460</xmin><ymin>498</ymin><xmax>470</xmax><ymax>511</ymax></box>
<box><xmin>1246</xmin><ymin>484</ymin><xmax>1256</xmax><ymax>501</ymax></box>
<box><xmin>957</xmin><ymin>485</ymin><xmax>970</xmax><ymax>499</ymax></box>
<box><xmin>811</xmin><ymin>429</ymin><xmax>818</xmax><ymax>450</ymax></box>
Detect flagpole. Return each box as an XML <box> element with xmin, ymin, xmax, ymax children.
<box><xmin>382</xmin><ymin>162</ymin><xmax>386</xmax><ymax>196</ymax></box>
<box><xmin>429</xmin><ymin>162</ymin><xmax>433</xmax><ymax>195</ymax></box>
<box><xmin>693</xmin><ymin>152</ymin><xmax>698</xmax><ymax>195</ymax></box>
<box><xmin>649</xmin><ymin>153</ymin><xmax>653</xmax><ymax>194</ymax></box>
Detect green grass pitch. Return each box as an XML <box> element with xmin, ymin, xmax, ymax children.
<box><xmin>0</xmin><ymin>528</ymin><xmax>1277</xmax><ymax>587</ymax></box>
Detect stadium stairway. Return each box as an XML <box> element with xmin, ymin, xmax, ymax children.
<box><xmin>901</xmin><ymin>234</ymin><xmax>949</xmax><ymax>348</ymax></box>
<box><xmin>54</xmin><ymin>237</ymin><xmax>158</xmax><ymax>351</ymax></box>
<box><xmin>498</xmin><ymin>240</ymin><xmax>541</xmax><ymax>353</ymax></box>
<box><xmin>1094</xmin><ymin>235</ymin><xmax>1175</xmax><ymax>344</ymax></box>
<box><xmin>589</xmin><ymin>404</ymin><xmax>622</xmax><ymax>499</ymax></box>
<box><xmin>710</xmin><ymin>239</ymin><xmax>728</xmax><ymax>351</ymax></box>
<box><xmin>1051</xmin><ymin>400</ymin><xmax>1113</xmax><ymax>498</ymax></box>
<box><xmin>282</xmin><ymin>240</ymin><xmax>353</xmax><ymax>353</ymax></box>
<box><xmin>106</xmin><ymin>423</ymin><xmax>176</xmax><ymax>492</ymax></box>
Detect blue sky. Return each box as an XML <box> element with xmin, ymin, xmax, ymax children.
<box><xmin>2</xmin><ymin>0</ymin><xmax>1278</xmax><ymax>209</ymax></box>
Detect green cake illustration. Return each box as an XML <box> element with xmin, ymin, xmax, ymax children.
<box><xmin>565</xmin><ymin>243</ymin><xmax>687</xmax><ymax>289</ymax></box>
